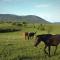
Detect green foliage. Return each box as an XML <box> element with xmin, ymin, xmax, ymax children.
<box><xmin>12</xmin><ymin>22</ymin><xmax>23</xmax><ymax>26</ymax></box>
<box><xmin>0</xmin><ymin>23</ymin><xmax>60</xmax><ymax>60</ymax></box>
<box><xmin>47</xmin><ymin>25</ymin><xmax>53</xmax><ymax>34</ymax></box>
<box><xmin>40</xmin><ymin>24</ymin><xmax>46</xmax><ymax>31</ymax></box>
<box><xmin>0</xmin><ymin>23</ymin><xmax>21</xmax><ymax>33</ymax></box>
<box><xmin>22</xmin><ymin>21</ymin><xmax>27</xmax><ymax>24</ymax></box>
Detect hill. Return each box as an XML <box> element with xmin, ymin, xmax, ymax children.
<box><xmin>0</xmin><ymin>14</ymin><xmax>50</xmax><ymax>23</ymax></box>
<box><xmin>53</xmin><ymin>22</ymin><xmax>60</xmax><ymax>24</ymax></box>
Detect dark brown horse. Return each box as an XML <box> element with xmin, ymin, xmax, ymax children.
<box><xmin>25</xmin><ymin>32</ymin><xmax>28</xmax><ymax>40</ymax></box>
<box><xmin>34</xmin><ymin>34</ymin><xmax>60</xmax><ymax>57</ymax></box>
<box><xmin>25</xmin><ymin>32</ymin><xmax>36</xmax><ymax>40</ymax></box>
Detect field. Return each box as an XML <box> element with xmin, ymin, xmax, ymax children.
<box><xmin>0</xmin><ymin>23</ymin><xmax>60</xmax><ymax>60</ymax></box>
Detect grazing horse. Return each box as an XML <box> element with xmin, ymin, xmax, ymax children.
<box><xmin>25</xmin><ymin>32</ymin><xmax>36</xmax><ymax>40</ymax></box>
<box><xmin>34</xmin><ymin>34</ymin><xmax>54</xmax><ymax>57</ymax></box>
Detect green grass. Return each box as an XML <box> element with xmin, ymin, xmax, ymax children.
<box><xmin>0</xmin><ymin>23</ymin><xmax>60</xmax><ymax>60</ymax></box>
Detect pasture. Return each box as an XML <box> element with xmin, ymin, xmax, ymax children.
<box><xmin>0</xmin><ymin>23</ymin><xmax>60</xmax><ymax>60</ymax></box>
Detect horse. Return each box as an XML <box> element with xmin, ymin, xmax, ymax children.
<box><xmin>25</xmin><ymin>32</ymin><xmax>28</xmax><ymax>40</ymax></box>
<box><xmin>34</xmin><ymin>34</ymin><xmax>60</xmax><ymax>57</ymax></box>
<box><xmin>25</xmin><ymin>32</ymin><xmax>36</xmax><ymax>40</ymax></box>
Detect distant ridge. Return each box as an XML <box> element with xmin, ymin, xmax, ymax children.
<box><xmin>0</xmin><ymin>14</ymin><xmax>50</xmax><ymax>23</ymax></box>
<box><xmin>53</xmin><ymin>22</ymin><xmax>60</xmax><ymax>24</ymax></box>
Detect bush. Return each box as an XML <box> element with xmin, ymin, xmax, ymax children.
<box><xmin>16</xmin><ymin>23</ymin><xmax>23</xmax><ymax>26</ymax></box>
<box><xmin>0</xmin><ymin>28</ymin><xmax>21</xmax><ymax>33</ymax></box>
<box><xmin>12</xmin><ymin>22</ymin><xmax>23</xmax><ymax>27</ymax></box>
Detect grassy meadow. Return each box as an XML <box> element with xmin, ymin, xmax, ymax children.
<box><xmin>0</xmin><ymin>23</ymin><xmax>60</xmax><ymax>60</ymax></box>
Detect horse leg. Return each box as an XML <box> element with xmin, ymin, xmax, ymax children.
<box><xmin>44</xmin><ymin>45</ymin><xmax>48</xmax><ymax>54</ymax></box>
<box><xmin>32</xmin><ymin>36</ymin><xmax>33</xmax><ymax>39</ymax></box>
<box><xmin>48</xmin><ymin>46</ymin><xmax>51</xmax><ymax>57</ymax></box>
<box><xmin>31</xmin><ymin>36</ymin><xmax>34</xmax><ymax>39</ymax></box>
<box><xmin>25</xmin><ymin>36</ymin><xmax>26</xmax><ymax>40</ymax></box>
<box><xmin>54</xmin><ymin>46</ymin><xmax>57</xmax><ymax>55</ymax></box>
<box><xmin>28</xmin><ymin>36</ymin><xmax>29</xmax><ymax>40</ymax></box>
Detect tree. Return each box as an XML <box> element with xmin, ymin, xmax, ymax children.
<box><xmin>46</xmin><ymin>25</ymin><xmax>53</xmax><ymax>34</ymax></box>
<box><xmin>40</xmin><ymin>24</ymin><xmax>45</xmax><ymax>31</ymax></box>
<box><xmin>22</xmin><ymin>21</ymin><xmax>27</xmax><ymax>26</ymax></box>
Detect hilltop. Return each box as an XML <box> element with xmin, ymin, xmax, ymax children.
<box><xmin>0</xmin><ymin>14</ymin><xmax>50</xmax><ymax>23</ymax></box>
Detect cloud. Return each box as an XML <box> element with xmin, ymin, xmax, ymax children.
<box><xmin>35</xmin><ymin>4</ymin><xmax>49</xmax><ymax>8</ymax></box>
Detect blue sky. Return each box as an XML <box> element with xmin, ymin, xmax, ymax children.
<box><xmin>0</xmin><ymin>0</ymin><xmax>60</xmax><ymax>22</ymax></box>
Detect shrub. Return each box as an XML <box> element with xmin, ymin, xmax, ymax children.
<box><xmin>0</xmin><ymin>28</ymin><xmax>21</xmax><ymax>33</ymax></box>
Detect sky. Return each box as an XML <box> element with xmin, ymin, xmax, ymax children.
<box><xmin>0</xmin><ymin>0</ymin><xmax>60</xmax><ymax>22</ymax></box>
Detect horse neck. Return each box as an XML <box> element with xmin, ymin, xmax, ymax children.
<box><xmin>41</xmin><ymin>38</ymin><xmax>48</xmax><ymax>45</ymax></box>
<box><xmin>42</xmin><ymin>40</ymin><xmax>46</xmax><ymax>43</ymax></box>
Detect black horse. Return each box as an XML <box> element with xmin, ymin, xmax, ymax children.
<box><xmin>34</xmin><ymin>34</ymin><xmax>60</xmax><ymax>57</ymax></box>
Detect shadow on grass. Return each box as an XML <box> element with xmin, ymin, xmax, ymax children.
<box><xmin>13</xmin><ymin>56</ymin><xmax>34</xmax><ymax>60</ymax></box>
<box><xmin>12</xmin><ymin>55</ymin><xmax>49</xmax><ymax>60</ymax></box>
<box><xmin>19</xmin><ymin>56</ymin><xmax>34</xmax><ymax>60</ymax></box>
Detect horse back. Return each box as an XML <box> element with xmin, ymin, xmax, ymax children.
<box><xmin>51</xmin><ymin>35</ymin><xmax>60</xmax><ymax>40</ymax></box>
<box><xmin>36</xmin><ymin>34</ymin><xmax>52</xmax><ymax>41</ymax></box>
<box><xmin>49</xmin><ymin>35</ymin><xmax>60</xmax><ymax>45</ymax></box>
<box><xmin>25</xmin><ymin>32</ymin><xmax>28</xmax><ymax>36</ymax></box>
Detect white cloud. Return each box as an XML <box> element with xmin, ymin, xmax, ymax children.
<box><xmin>35</xmin><ymin>4</ymin><xmax>49</xmax><ymax>8</ymax></box>
<box><xmin>49</xmin><ymin>16</ymin><xmax>60</xmax><ymax>19</ymax></box>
